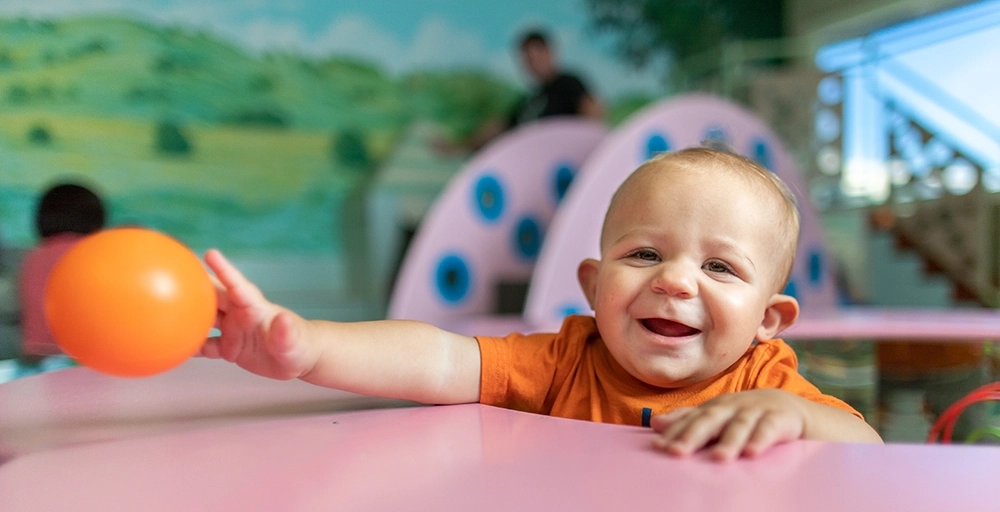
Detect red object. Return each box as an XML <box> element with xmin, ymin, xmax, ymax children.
<box><xmin>928</xmin><ymin>381</ymin><xmax>1000</xmax><ymax>443</ymax></box>
<box><xmin>44</xmin><ymin>228</ymin><xmax>216</xmax><ymax>377</ymax></box>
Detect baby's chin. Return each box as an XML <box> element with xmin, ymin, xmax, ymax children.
<box><xmin>628</xmin><ymin>363</ymin><xmax>707</xmax><ymax>389</ymax></box>
<box><xmin>631</xmin><ymin>356</ymin><xmax>738</xmax><ymax>389</ymax></box>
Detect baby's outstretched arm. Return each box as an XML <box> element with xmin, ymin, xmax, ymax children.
<box><xmin>201</xmin><ymin>249</ymin><xmax>319</xmax><ymax>381</ymax></box>
<box><xmin>649</xmin><ymin>389</ymin><xmax>882</xmax><ymax>461</ymax></box>
<box><xmin>201</xmin><ymin>249</ymin><xmax>482</xmax><ymax>405</ymax></box>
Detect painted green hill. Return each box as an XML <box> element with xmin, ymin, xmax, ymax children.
<box><xmin>0</xmin><ymin>16</ymin><xmax>518</xmax><ymax>132</ymax></box>
<box><xmin>0</xmin><ymin>15</ymin><xmax>519</xmax><ymax>253</ymax></box>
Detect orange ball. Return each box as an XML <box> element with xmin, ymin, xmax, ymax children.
<box><xmin>44</xmin><ymin>228</ymin><xmax>216</xmax><ymax>377</ymax></box>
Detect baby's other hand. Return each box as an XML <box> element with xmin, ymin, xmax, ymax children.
<box><xmin>650</xmin><ymin>389</ymin><xmax>807</xmax><ymax>461</ymax></box>
<box><xmin>200</xmin><ymin>249</ymin><xmax>321</xmax><ymax>380</ymax></box>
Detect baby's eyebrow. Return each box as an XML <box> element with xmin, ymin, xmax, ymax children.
<box><xmin>709</xmin><ymin>241</ymin><xmax>756</xmax><ymax>272</ymax></box>
<box><xmin>605</xmin><ymin>229</ymin><xmax>645</xmax><ymax>248</ymax></box>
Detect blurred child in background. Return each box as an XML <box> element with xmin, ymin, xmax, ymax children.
<box><xmin>19</xmin><ymin>183</ymin><xmax>106</xmax><ymax>363</ymax></box>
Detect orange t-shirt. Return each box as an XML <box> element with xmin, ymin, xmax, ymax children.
<box><xmin>477</xmin><ymin>315</ymin><xmax>861</xmax><ymax>426</ymax></box>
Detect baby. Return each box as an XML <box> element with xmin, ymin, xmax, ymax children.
<box><xmin>202</xmin><ymin>147</ymin><xmax>882</xmax><ymax>461</ymax></box>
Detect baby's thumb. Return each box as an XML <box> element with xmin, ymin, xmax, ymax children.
<box><xmin>268</xmin><ymin>311</ymin><xmax>298</xmax><ymax>357</ymax></box>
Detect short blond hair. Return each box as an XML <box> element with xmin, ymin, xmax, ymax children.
<box><xmin>605</xmin><ymin>147</ymin><xmax>800</xmax><ymax>291</ymax></box>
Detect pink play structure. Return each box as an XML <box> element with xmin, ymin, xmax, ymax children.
<box><xmin>395</xmin><ymin>94</ymin><xmax>1000</xmax><ymax>340</ymax></box>
<box><xmin>388</xmin><ymin>119</ymin><xmax>607</xmax><ymax>325</ymax></box>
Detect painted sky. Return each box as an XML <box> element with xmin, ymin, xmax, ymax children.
<box><xmin>0</xmin><ymin>0</ymin><xmax>668</xmax><ymax>99</ymax></box>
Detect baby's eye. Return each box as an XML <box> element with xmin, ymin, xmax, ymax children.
<box><xmin>629</xmin><ymin>249</ymin><xmax>660</xmax><ymax>262</ymax></box>
<box><xmin>703</xmin><ymin>260</ymin><xmax>732</xmax><ymax>274</ymax></box>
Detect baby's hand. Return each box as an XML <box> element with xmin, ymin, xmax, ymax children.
<box><xmin>200</xmin><ymin>249</ymin><xmax>321</xmax><ymax>380</ymax></box>
<box><xmin>650</xmin><ymin>389</ymin><xmax>807</xmax><ymax>461</ymax></box>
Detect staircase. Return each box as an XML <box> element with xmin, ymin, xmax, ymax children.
<box><xmin>876</xmin><ymin>189</ymin><xmax>1000</xmax><ymax>308</ymax></box>
<box><xmin>867</xmin><ymin>227</ymin><xmax>957</xmax><ymax>308</ymax></box>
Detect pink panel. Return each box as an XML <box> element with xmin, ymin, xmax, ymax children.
<box><xmin>525</xmin><ymin>94</ymin><xmax>840</xmax><ymax>331</ymax></box>
<box><xmin>388</xmin><ymin>119</ymin><xmax>607</xmax><ymax>325</ymax></box>
<box><xmin>788</xmin><ymin>307</ymin><xmax>1000</xmax><ymax>340</ymax></box>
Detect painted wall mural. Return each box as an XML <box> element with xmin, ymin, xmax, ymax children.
<box><xmin>0</xmin><ymin>1</ymin><xmax>666</xmax><ymax>256</ymax></box>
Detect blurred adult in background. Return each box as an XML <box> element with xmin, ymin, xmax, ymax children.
<box><xmin>442</xmin><ymin>27</ymin><xmax>605</xmax><ymax>153</ymax></box>
<box><xmin>507</xmin><ymin>28</ymin><xmax>604</xmax><ymax>127</ymax></box>
<box><xmin>19</xmin><ymin>183</ymin><xmax>106</xmax><ymax>362</ymax></box>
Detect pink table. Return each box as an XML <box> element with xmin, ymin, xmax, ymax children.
<box><xmin>2</xmin><ymin>359</ymin><xmax>999</xmax><ymax>511</ymax></box>
<box><xmin>0</xmin><ymin>358</ymin><xmax>414</xmax><ymax>457</ymax></box>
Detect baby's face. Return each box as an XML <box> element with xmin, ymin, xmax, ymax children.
<box><xmin>586</xmin><ymin>165</ymin><xmax>790</xmax><ymax>388</ymax></box>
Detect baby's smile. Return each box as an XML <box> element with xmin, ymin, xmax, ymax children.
<box><xmin>640</xmin><ymin>318</ymin><xmax>701</xmax><ymax>338</ymax></box>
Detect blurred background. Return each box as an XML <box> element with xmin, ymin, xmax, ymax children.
<box><xmin>0</xmin><ymin>0</ymin><xmax>997</xmax><ymax>443</ymax></box>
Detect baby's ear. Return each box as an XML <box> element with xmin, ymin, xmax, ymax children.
<box><xmin>756</xmin><ymin>293</ymin><xmax>799</xmax><ymax>341</ymax></box>
<box><xmin>576</xmin><ymin>258</ymin><xmax>600</xmax><ymax>310</ymax></box>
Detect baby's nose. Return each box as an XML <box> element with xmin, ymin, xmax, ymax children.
<box><xmin>650</xmin><ymin>261</ymin><xmax>697</xmax><ymax>297</ymax></box>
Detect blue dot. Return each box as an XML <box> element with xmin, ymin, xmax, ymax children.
<box><xmin>512</xmin><ymin>216</ymin><xmax>543</xmax><ymax>260</ymax></box>
<box><xmin>435</xmin><ymin>255</ymin><xmax>471</xmax><ymax>304</ymax></box>
<box><xmin>553</xmin><ymin>163</ymin><xmax>575</xmax><ymax>203</ymax></box>
<box><xmin>809</xmin><ymin>250</ymin><xmax>823</xmax><ymax>285</ymax></box>
<box><xmin>646</xmin><ymin>133</ymin><xmax>670</xmax><ymax>159</ymax></box>
<box><xmin>703</xmin><ymin>126</ymin><xmax>730</xmax><ymax>146</ymax></box>
<box><xmin>558</xmin><ymin>304</ymin><xmax>585</xmax><ymax>318</ymax></box>
<box><xmin>473</xmin><ymin>174</ymin><xmax>505</xmax><ymax>222</ymax></box>
<box><xmin>783</xmin><ymin>280</ymin><xmax>798</xmax><ymax>300</ymax></box>
<box><xmin>752</xmin><ymin>138</ymin><xmax>773</xmax><ymax>170</ymax></box>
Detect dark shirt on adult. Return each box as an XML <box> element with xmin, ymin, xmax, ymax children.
<box><xmin>508</xmin><ymin>72</ymin><xmax>590</xmax><ymax>128</ymax></box>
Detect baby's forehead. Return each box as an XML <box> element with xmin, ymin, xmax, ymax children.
<box><xmin>607</xmin><ymin>164</ymin><xmax>777</xmax><ymax>231</ymax></box>
<box><xmin>606</xmin><ymin>160</ymin><xmax>797</xmax><ymax>254</ymax></box>
<box><xmin>612</xmin><ymin>160</ymin><xmax>760</xmax><ymax>209</ymax></box>
<box><xmin>630</xmin><ymin>157</ymin><xmax>752</xmax><ymax>184</ymax></box>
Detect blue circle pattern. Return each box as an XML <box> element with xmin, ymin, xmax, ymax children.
<box><xmin>752</xmin><ymin>139</ymin><xmax>773</xmax><ymax>171</ymax></box>
<box><xmin>513</xmin><ymin>216</ymin><xmax>543</xmax><ymax>260</ymax></box>
<box><xmin>553</xmin><ymin>163</ymin><xmax>575</xmax><ymax>203</ymax></box>
<box><xmin>703</xmin><ymin>126</ymin><xmax>730</xmax><ymax>146</ymax></box>
<box><xmin>558</xmin><ymin>304</ymin><xmax>585</xmax><ymax>318</ymax></box>
<box><xmin>646</xmin><ymin>133</ymin><xmax>670</xmax><ymax>159</ymax></box>
<box><xmin>783</xmin><ymin>280</ymin><xmax>798</xmax><ymax>300</ymax></box>
<box><xmin>474</xmin><ymin>174</ymin><xmax>505</xmax><ymax>222</ymax></box>
<box><xmin>435</xmin><ymin>254</ymin><xmax>471</xmax><ymax>304</ymax></box>
<box><xmin>808</xmin><ymin>250</ymin><xmax>823</xmax><ymax>285</ymax></box>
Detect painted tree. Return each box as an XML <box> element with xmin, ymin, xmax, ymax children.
<box><xmin>155</xmin><ymin>120</ymin><xmax>192</xmax><ymax>155</ymax></box>
<box><xmin>333</xmin><ymin>128</ymin><xmax>372</xmax><ymax>172</ymax></box>
<box><xmin>586</xmin><ymin>0</ymin><xmax>784</xmax><ymax>86</ymax></box>
<box><xmin>28</xmin><ymin>125</ymin><xmax>52</xmax><ymax>145</ymax></box>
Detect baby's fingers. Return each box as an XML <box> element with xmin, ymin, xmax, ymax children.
<box><xmin>652</xmin><ymin>408</ymin><xmax>733</xmax><ymax>456</ymax></box>
<box><xmin>205</xmin><ymin>249</ymin><xmax>266</xmax><ymax>308</ymax></box>
<box><xmin>706</xmin><ymin>410</ymin><xmax>765</xmax><ymax>461</ymax></box>
<box><xmin>209</xmin><ymin>273</ymin><xmax>232</xmax><ymax>315</ymax></box>
<box><xmin>740</xmin><ymin>411</ymin><xmax>802</xmax><ymax>458</ymax></box>
<box><xmin>200</xmin><ymin>337</ymin><xmax>223</xmax><ymax>359</ymax></box>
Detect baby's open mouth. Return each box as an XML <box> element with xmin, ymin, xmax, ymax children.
<box><xmin>641</xmin><ymin>318</ymin><xmax>701</xmax><ymax>337</ymax></box>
